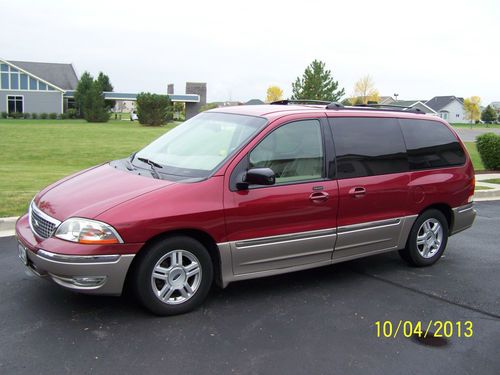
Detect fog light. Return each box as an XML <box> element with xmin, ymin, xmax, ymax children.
<box><xmin>72</xmin><ymin>276</ymin><xmax>107</xmax><ymax>287</ymax></box>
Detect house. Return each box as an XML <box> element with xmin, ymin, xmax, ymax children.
<box><xmin>0</xmin><ymin>59</ymin><xmax>78</xmax><ymax>115</ymax></box>
<box><xmin>489</xmin><ymin>102</ymin><xmax>500</xmax><ymax>115</ymax></box>
<box><xmin>378</xmin><ymin>96</ymin><xmax>395</xmax><ymax>105</ymax></box>
<box><xmin>389</xmin><ymin>100</ymin><xmax>438</xmax><ymax>115</ymax></box>
<box><xmin>425</xmin><ymin>96</ymin><xmax>465</xmax><ymax>123</ymax></box>
<box><xmin>245</xmin><ymin>99</ymin><xmax>265</xmax><ymax>105</ymax></box>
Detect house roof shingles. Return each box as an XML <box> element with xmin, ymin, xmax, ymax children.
<box><xmin>7</xmin><ymin>60</ymin><xmax>78</xmax><ymax>90</ymax></box>
<box><xmin>425</xmin><ymin>96</ymin><xmax>464</xmax><ymax>111</ymax></box>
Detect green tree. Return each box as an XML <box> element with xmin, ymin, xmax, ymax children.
<box><xmin>74</xmin><ymin>71</ymin><xmax>93</xmax><ymax>118</ymax></box>
<box><xmin>83</xmin><ymin>81</ymin><xmax>109</xmax><ymax>123</ymax></box>
<box><xmin>96</xmin><ymin>72</ymin><xmax>115</xmax><ymax>110</ymax></box>
<box><xmin>136</xmin><ymin>92</ymin><xmax>173</xmax><ymax>126</ymax></box>
<box><xmin>481</xmin><ymin>105</ymin><xmax>497</xmax><ymax>123</ymax></box>
<box><xmin>291</xmin><ymin>60</ymin><xmax>345</xmax><ymax>102</ymax></box>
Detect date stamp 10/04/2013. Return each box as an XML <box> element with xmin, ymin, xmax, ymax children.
<box><xmin>374</xmin><ymin>320</ymin><xmax>473</xmax><ymax>339</ymax></box>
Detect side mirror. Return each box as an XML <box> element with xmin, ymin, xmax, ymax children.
<box><xmin>236</xmin><ymin>168</ymin><xmax>276</xmax><ymax>190</ymax></box>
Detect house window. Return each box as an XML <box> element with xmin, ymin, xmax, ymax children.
<box><xmin>440</xmin><ymin>112</ymin><xmax>448</xmax><ymax>120</ymax></box>
<box><xmin>29</xmin><ymin>77</ymin><xmax>37</xmax><ymax>90</ymax></box>
<box><xmin>10</xmin><ymin>73</ymin><xmax>19</xmax><ymax>90</ymax></box>
<box><xmin>7</xmin><ymin>95</ymin><xmax>23</xmax><ymax>114</ymax></box>
<box><xmin>1</xmin><ymin>73</ymin><xmax>8</xmax><ymax>89</ymax></box>
<box><xmin>20</xmin><ymin>74</ymin><xmax>28</xmax><ymax>90</ymax></box>
<box><xmin>456</xmin><ymin>114</ymin><xmax>460</xmax><ymax>118</ymax></box>
<box><xmin>0</xmin><ymin>64</ymin><xmax>8</xmax><ymax>72</ymax></box>
<box><xmin>39</xmin><ymin>82</ymin><xmax>47</xmax><ymax>90</ymax></box>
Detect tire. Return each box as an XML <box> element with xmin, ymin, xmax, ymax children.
<box><xmin>398</xmin><ymin>209</ymin><xmax>449</xmax><ymax>267</ymax></box>
<box><xmin>132</xmin><ymin>236</ymin><xmax>213</xmax><ymax>316</ymax></box>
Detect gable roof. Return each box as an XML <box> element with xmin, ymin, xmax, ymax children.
<box><xmin>390</xmin><ymin>100</ymin><xmax>437</xmax><ymax>114</ymax></box>
<box><xmin>7</xmin><ymin>60</ymin><xmax>78</xmax><ymax>91</ymax></box>
<box><xmin>245</xmin><ymin>99</ymin><xmax>265</xmax><ymax>105</ymax></box>
<box><xmin>425</xmin><ymin>96</ymin><xmax>464</xmax><ymax>111</ymax></box>
<box><xmin>378</xmin><ymin>96</ymin><xmax>394</xmax><ymax>104</ymax></box>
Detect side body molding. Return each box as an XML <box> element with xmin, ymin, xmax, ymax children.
<box><xmin>217</xmin><ymin>215</ymin><xmax>417</xmax><ymax>288</ymax></box>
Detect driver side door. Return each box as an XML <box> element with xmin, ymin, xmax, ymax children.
<box><xmin>223</xmin><ymin>116</ymin><xmax>338</xmax><ymax>276</ymax></box>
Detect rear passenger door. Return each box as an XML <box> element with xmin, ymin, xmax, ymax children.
<box><xmin>328</xmin><ymin>116</ymin><xmax>412</xmax><ymax>261</ymax></box>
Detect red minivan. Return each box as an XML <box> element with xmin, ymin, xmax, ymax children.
<box><xmin>16</xmin><ymin>102</ymin><xmax>476</xmax><ymax>315</ymax></box>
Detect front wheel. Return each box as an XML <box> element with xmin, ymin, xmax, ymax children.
<box><xmin>399</xmin><ymin>209</ymin><xmax>449</xmax><ymax>267</ymax></box>
<box><xmin>132</xmin><ymin>236</ymin><xmax>213</xmax><ymax>315</ymax></box>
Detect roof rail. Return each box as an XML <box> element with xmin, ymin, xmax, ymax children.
<box><xmin>271</xmin><ymin>99</ymin><xmax>331</xmax><ymax>105</ymax></box>
<box><xmin>326</xmin><ymin>102</ymin><xmax>424</xmax><ymax>114</ymax></box>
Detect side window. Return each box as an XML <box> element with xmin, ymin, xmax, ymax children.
<box><xmin>249</xmin><ymin>120</ymin><xmax>324</xmax><ymax>184</ymax></box>
<box><xmin>400</xmin><ymin>119</ymin><xmax>465</xmax><ymax>170</ymax></box>
<box><xmin>331</xmin><ymin>117</ymin><xmax>408</xmax><ymax>179</ymax></box>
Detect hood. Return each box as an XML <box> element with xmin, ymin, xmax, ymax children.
<box><xmin>35</xmin><ymin>163</ymin><xmax>174</xmax><ymax>220</ymax></box>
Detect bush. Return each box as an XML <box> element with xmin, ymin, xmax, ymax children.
<box><xmin>60</xmin><ymin>112</ymin><xmax>69</xmax><ymax>120</ymax></box>
<box><xmin>476</xmin><ymin>133</ymin><xmax>500</xmax><ymax>170</ymax></box>
<box><xmin>136</xmin><ymin>92</ymin><xmax>173</xmax><ymax>126</ymax></box>
<box><xmin>23</xmin><ymin>113</ymin><xmax>31</xmax><ymax>119</ymax></box>
<box><xmin>31</xmin><ymin>113</ymin><xmax>38</xmax><ymax>119</ymax></box>
<box><xmin>1</xmin><ymin>112</ymin><xmax>7</xmax><ymax>119</ymax></box>
<box><xmin>39</xmin><ymin>113</ymin><xmax>48</xmax><ymax>119</ymax></box>
<box><xmin>481</xmin><ymin>105</ymin><xmax>497</xmax><ymax>124</ymax></box>
<box><xmin>83</xmin><ymin>81</ymin><xmax>109</xmax><ymax>122</ymax></box>
<box><xmin>66</xmin><ymin>108</ymin><xmax>77</xmax><ymax>119</ymax></box>
<box><xmin>48</xmin><ymin>113</ymin><xmax>58</xmax><ymax>120</ymax></box>
<box><xmin>10</xmin><ymin>112</ymin><xmax>23</xmax><ymax>119</ymax></box>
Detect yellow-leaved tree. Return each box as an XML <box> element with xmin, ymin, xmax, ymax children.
<box><xmin>266</xmin><ymin>86</ymin><xmax>284</xmax><ymax>102</ymax></box>
<box><xmin>350</xmin><ymin>75</ymin><xmax>379</xmax><ymax>105</ymax></box>
<box><xmin>463</xmin><ymin>96</ymin><xmax>481</xmax><ymax>123</ymax></box>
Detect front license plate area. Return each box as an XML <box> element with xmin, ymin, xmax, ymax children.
<box><xmin>18</xmin><ymin>242</ymin><xmax>28</xmax><ymax>265</ymax></box>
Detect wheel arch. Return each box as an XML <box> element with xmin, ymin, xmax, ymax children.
<box><xmin>418</xmin><ymin>203</ymin><xmax>453</xmax><ymax>230</ymax></box>
<box><xmin>124</xmin><ymin>228</ymin><xmax>223</xmax><ymax>290</ymax></box>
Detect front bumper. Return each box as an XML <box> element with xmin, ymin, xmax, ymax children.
<box><xmin>16</xmin><ymin>214</ymin><xmax>139</xmax><ymax>295</ymax></box>
<box><xmin>451</xmin><ymin>203</ymin><xmax>476</xmax><ymax>235</ymax></box>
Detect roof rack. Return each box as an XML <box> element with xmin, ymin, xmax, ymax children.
<box><xmin>325</xmin><ymin>102</ymin><xmax>424</xmax><ymax>114</ymax></box>
<box><xmin>271</xmin><ymin>99</ymin><xmax>331</xmax><ymax>105</ymax></box>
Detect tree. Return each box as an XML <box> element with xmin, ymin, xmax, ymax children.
<box><xmin>136</xmin><ymin>92</ymin><xmax>173</xmax><ymax>126</ymax></box>
<box><xmin>481</xmin><ymin>105</ymin><xmax>497</xmax><ymax>123</ymax></box>
<box><xmin>350</xmin><ymin>75</ymin><xmax>380</xmax><ymax>105</ymax></box>
<box><xmin>463</xmin><ymin>96</ymin><xmax>481</xmax><ymax>123</ymax></box>
<box><xmin>74</xmin><ymin>71</ymin><xmax>93</xmax><ymax>118</ymax></box>
<box><xmin>291</xmin><ymin>60</ymin><xmax>345</xmax><ymax>102</ymax></box>
<box><xmin>82</xmin><ymin>81</ymin><xmax>109</xmax><ymax>122</ymax></box>
<box><xmin>96</xmin><ymin>72</ymin><xmax>115</xmax><ymax>111</ymax></box>
<box><xmin>266</xmin><ymin>86</ymin><xmax>283</xmax><ymax>102</ymax></box>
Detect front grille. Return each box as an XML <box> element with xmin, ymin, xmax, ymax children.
<box><xmin>30</xmin><ymin>204</ymin><xmax>59</xmax><ymax>239</ymax></box>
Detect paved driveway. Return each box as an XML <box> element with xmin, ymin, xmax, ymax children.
<box><xmin>0</xmin><ymin>202</ymin><xmax>499</xmax><ymax>375</ymax></box>
<box><xmin>454</xmin><ymin>127</ymin><xmax>500</xmax><ymax>142</ymax></box>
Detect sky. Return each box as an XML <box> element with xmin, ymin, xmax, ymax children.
<box><xmin>1</xmin><ymin>0</ymin><xmax>499</xmax><ymax>104</ymax></box>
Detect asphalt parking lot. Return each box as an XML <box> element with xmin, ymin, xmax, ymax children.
<box><xmin>1</xmin><ymin>202</ymin><xmax>499</xmax><ymax>375</ymax></box>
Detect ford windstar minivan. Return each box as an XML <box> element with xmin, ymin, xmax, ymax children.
<box><xmin>16</xmin><ymin>101</ymin><xmax>476</xmax><ymax>315</ymax></box>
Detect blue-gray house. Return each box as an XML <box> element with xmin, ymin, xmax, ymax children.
<box><xmin>0</xmin><ymin>58</ymin><xmax>78</xmax><ymax>115</ymax></box>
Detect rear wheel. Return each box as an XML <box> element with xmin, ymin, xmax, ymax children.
<box><xmin>399</xmin><ymin>209</ymin><xmax>449</xmax><ymax>267</ymax></box>
<box><xmin>132</xmin><ymin>236</ymin><xmax>213</xmax><ymax>315</ymax></box>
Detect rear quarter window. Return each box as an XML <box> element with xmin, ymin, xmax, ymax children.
<box><xmin>399</xmin><ymin>119</ymin><xmax>465</xmax><ymax>170</ymax></box>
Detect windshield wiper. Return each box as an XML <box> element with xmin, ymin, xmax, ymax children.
<box><xmin>137</xmin><ymin>157</ymin><xmax>163</xmax><ymax>179</ymax></box>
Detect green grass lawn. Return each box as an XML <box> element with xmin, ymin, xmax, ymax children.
<box><xmin>475</xmin><ymin>186</ymin><xmax>492</xmax><ymax>191</ymax></box>
<box><xmin>452</xmin><ymin>123</ymin><xmax>500</xmax><ymax>129</ymax></box>
<box><xmin>464</xmin><ymin>142</ymin><xmax>484</xmax><ymax>171</ymax></box>
<box><xmin>0</xmin><ymin>119</ymin><xmax>178</xmax><ymax>217</ymax></box>
<box><xmin>0</xmin><ymin>119</ymin><xmax>489</xmax><ymax>217</ymax></box>
<box><xmin>483</xmin><ymin>178</ymin><xmax>500</xmax><ymax>184</ymax></box>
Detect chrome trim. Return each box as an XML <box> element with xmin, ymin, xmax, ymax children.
<box><xmin>37</xmin><ymin>249</ymin><xmax>121</xmax><ymax>264</ymax></box>
<box><xmin>29</xmin><ymin>201</ymin><xmax>61</xmax><ymax>239</ymax></box>
<box><xmin>337</xmin><ymin>218</ymin><xmax>401</xmax><ymax>234</ymax></box>
<box><xmin>235</xmin><ymin>228</ymin><xmax>336</xmax><ymax>249</ymax></box>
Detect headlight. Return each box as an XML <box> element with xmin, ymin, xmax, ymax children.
<box><xmin>54</xmin><ymin>218</ymin><xmax>123</xmax><ymax>244</ymax></box>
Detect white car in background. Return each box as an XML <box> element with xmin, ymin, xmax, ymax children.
<box><xmin>130</xmin><ymin>111</ymin><xmax>138</xmax><ymax>121</ymax></box>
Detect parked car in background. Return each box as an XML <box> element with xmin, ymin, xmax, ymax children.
<box><xmin>130</xmin><ymin>111</ymin><xmax>138</xmax><ymax>121</ymax></box>
<box><xmin>16</xmin><ymin>102</ymin><xmax>476</xmax><ymax>315</ymax></box>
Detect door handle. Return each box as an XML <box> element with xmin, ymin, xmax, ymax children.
<box><xmin>349</xmin><ymin>186</ymin><xmax>366</xmax><ymax>198</ymax></box>
<box><xmin>309</xmin><ymin>192</ymin><xmax>329</xmax><ymax>202</ymax></box>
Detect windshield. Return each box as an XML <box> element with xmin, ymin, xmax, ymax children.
<box><xmin>134</xmin><ymin>112</ymin><xmax>267</xmax><ymax>178</ymax></box>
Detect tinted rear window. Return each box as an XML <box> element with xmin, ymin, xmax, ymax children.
<box><xmin>330</xmin><ymin>117</ymin><xmax>409</xmax><ymax>179</ymax></box>
<box><xmin>400</xmin><ymin>119</ymin><xmax>465</xmax><ymax>170</ymax></box>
